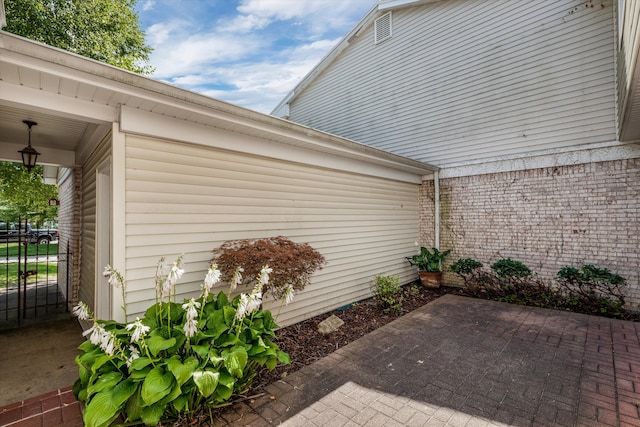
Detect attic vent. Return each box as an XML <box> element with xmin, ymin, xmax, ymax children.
<box><xmin>374</xmin><ymin>12</ymin><xmax>392</xmax><ymax>44</ymax></box>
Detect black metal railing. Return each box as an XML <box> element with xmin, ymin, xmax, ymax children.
<box><xmin>0</xmin><ymin>218</ymin><xmax>70</xmax><ymax>328</ymax></box>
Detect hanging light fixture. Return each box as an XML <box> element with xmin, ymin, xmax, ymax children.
<box><xmin>19</xmin><ymin>120</ymin><xmax>40</xmax><ymax>172</ymax></box>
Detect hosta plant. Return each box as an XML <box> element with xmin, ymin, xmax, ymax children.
<box><xmin>72</xmin><ymin>258</ymin><xmax>291</xmax><ymax>427</ymax></box>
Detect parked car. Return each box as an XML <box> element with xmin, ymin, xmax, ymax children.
<box><xmin>0</xmin><ymin>222</ymin><xmax>59</xmax><ymax>244</ymax></box>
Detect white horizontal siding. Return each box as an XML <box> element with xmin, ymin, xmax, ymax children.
<box><xmin>123</xmin><ymin>135</ymin><xmax>422</xmax><ymax>326</ymax></box>
<box><xmin>289</xmin><ymin>0</ymin><xmax>617</xmax><ymax>167</ymax></box>
<box><xmin>78</xmin><ymin>135</ymin><xmax>111</xmax><ymax>313</ymax></box>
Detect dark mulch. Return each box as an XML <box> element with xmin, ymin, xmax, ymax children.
<box><xmin>252</xmin><ymin>283</ymin><xmax>452</xmax><ymax>392</ymax></box>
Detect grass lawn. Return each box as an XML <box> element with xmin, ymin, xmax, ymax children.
<box><xmin>0</xmin><ymin>243</ymin><xmax>59</xmax><ymax>287</ymax></box>
<box><xmin>0</xmin><ymin>242</ymin><xmax>58</xmax><ymax>258</ymax></box>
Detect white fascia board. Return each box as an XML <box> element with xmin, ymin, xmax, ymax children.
<box><xmin>120</xmin><ymin>106</ymin><xmax>435</xmax><ymax>183</ymax></box>
<box><xmin>378</xmin><ymin>0</ymin><xmax>444</xmax><ymax>11</ymax></box>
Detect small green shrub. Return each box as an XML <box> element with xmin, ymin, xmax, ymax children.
<box><xmin>491</xmin><ymin>258</ymin><xmax>531</xmax><ymax>278</ymax></box>
<box><xmin>557</xmin><ymin>264</ymin><xmax>627</xmax><ymax>315</ymax></box>
<box><xmin>372</xmin><ymin>274</ymin><xmax>404</xmax><ymax>314</ymax></box>
<box><xmin>450</xmin><ymin>258</ymin><xmax>483</xmax><ymax>285</ymax></box>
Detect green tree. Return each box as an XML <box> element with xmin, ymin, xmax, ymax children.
<box><xmin>0</xmin><ymin>162</ymin><xmax>58</xmax><ymax>223</ymax></box>
<box><xmin>4</xmin><ymin>0</ymin><xmax>153</xmax><ymax>74</ymax></box>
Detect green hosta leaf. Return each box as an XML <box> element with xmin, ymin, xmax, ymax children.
<box><xmin>73</xmin><ymin>378</ymin><xmax>87</xmax><ymax>402</ymax></box>
<box><xmin>208</xmin><ymin>349</ymin><xmax>224</xmax><ymax>367</ymax></box>
<box><xmin>87</xmin><ymin>371</ymin><xmax>123</xmax><ymax>396</ymax></box>
<box><xmin>193</xmin><ymin>370</ymin><xmax>219</xmax><ymax>398</ymax></box>
<box><xmin>206</xmin><ymin>309</ymin><xmax>230</xmax><ymax>339</ymax></box>
<box><xmin>172</xmin><ymin>394</ymin><xmax>189</xmax><ymax>412</ymax></box>
<box><xmin>277</xmin><ymin>350</ymin><xmax>291</xmax><ymax>365</ymax></box>
<box><xmin>124</xmin><ymin>388</ymin><xmax>143</xmax><ymax>422</ymax></box>
<box><xmin>129</xmin><ymin>366</ymin><xmax>151</xmax><ymax>380</ymax></box>
<box><xmin>167</xmin><ymin>355</ymin><xmax>198</xmax><ymax>386</ymax></box>
<box><xmin>141</xmin><ymin>402</ymin><xmax>166</xmax><ymax>426</ymax></box>
<box><xmin>222</xmin><ymin>346</ymin><xmax>248</xmax><ymax>378</ymax></box>
<box><xmin>216</xmin><ymin>291</ymin><xmax>229</xmax><ymax>309</ymax></box>
<box><xmin>215</xmin><ymin>383</ymin><xmax>233</xmax><ymax>401</ymax></box>
<box><xmin>78</xmin><ymin>339</ymin><xmax>98</xmax><ymax>352</ymax></box>
<box><xmin>147</xmin><ymin>335</ymin><xmax>176</xmax><ymax>357</ymax></box>
<box><xmin>90</xmin><ymin>354</ymin><xmax>113</xmax><ymax>373</ymax></box>
<box><xmin>141</xmin><ymin>366</ymin><xmax>174</xmax><ymax>406</ymax></box>
<box><xmin>111</xmin><ymin>379</ymin><xmax>137</xmax><ymax>408</ymax></box>
<box><xmin>215</xmin><ymin>371</ymin><xmax>235</xmax><ymax>401</ymax></box>
<box><xmin>159</xmin><ymin>381</ymin><xmax>183</xmax><ymax>405</ymax></box>
<box><xmin>83</xmin><ymin>390</ymin><xmax>121</xmax><ymax>427</ymax></box>
<box><xmin>130</xmin><ymin>357</ymin><xmax>154</xmax><ymax>371</ymax></box>
<box><xmin>223</xmin><ymin>305</ymin><xmax>236</xmax><ymax>324</ymax></box>
<box><xmin>191</xmin><ymin>345</ymin><xmax>209</xmax><ymax>359</ymax></box>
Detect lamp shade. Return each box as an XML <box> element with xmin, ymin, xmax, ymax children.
<box><xmin>19</xmin><ymin>120</ymin><xmax>39</xmax><ymax>172</ymax></box>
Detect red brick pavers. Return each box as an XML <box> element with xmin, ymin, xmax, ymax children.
<box><xmin>219</xmin><ymin>295</ymin><xmax>640</xmax><ymax>426</ymax></box>
<box><xmin>0</xmin><ymin>386</ymin><xmax>82</xmax><ymax>427</ymax></box>
<box><xmin>3</xmin><ymin>296</ymin><xmax>640</xmax><ymax>426</ymax></box>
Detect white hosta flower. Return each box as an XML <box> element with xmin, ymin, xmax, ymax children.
<box><xmin>167</xmin><ymin>257</ymin><xmax>184</xmax><ymax>289</ymax></box>
<box><xmin>258</xmin><ymin>266</ymin><xmax>272</xmax><ymax>287</ymax></box>
<box><xmin>183</xmin><ymin>318</ymin><xmax>198</xmax><ymax>338</ymax></box>
<box><xmin>126</xmin><ymin>345</ymin><xmax>140</xmax><ymax>368</ymax></box>
<box><xmin>125</xmin><ymin>318</ymin><xmax>151</xmax><ymax>343</ymax></box>
<box><xmin>236</xmin><ymin>290</ymin><xmax>263</xmax><ymax>322</ymax></box>
<box><xmin>283</xmin><ymin>284</ymin><xmax>295</xmax><ymax>306</ymax></box>
<box><xmin>72</xmin><ymin>301</ymin><xmax>92</xmax><ymax>321</ymax></box>
<box><xmin>247</xmin><ymin>292</ymin><xmax>262</xmax><ymax>314</ymax></box>
<box><xmin>230</xmin><ymin>266</ymin><xmax>244</xmax><ymax>292</ymax></box>
<box><xmin>87</xmin><ymin>323</ymin><xmax>106</xmax><ymax>346</ymax></box>
<box><xmin>182</xmin><ymin>299</ymin><xmax>201</xmax><ymax>321</ymax></box>
<box><xmin>103</xmin><ymin>265</ymin><xmax>124</xmax><ymax>289</ymax></box>
<box><xmin>235</xmin><ymin>294</ymin><xmax>250</xmax><ymax>321</ymax></box>
<box><xmin>203</xmin><ymin>266</ymin><xmax>221</xmax><ymax>297</ymax></box>
<box><xmin>102</xmin><ymin>331</ymin><xmax>118</xmax><ymax>356</ymax></box>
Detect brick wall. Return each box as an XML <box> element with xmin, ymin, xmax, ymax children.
<box><xmin>421</xmin><ymin>158</ymin><xmax>640</xmax><ymax>309</ymax></box>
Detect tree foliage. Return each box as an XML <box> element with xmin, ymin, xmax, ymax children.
<box><xmin>0</xmin><ymin>162</ymin><xmax>58</xmax><ymax>222</ymax></box>
<box><xmin>4</xmin><ymin>0</ymin><xmax>153</xmax><ymax>74</ymax></box>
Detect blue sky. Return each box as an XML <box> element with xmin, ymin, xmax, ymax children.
<box><xmin>136</xmin><ymin>0</ymin><xmax>374</xmax><ymax>113</ymax></box>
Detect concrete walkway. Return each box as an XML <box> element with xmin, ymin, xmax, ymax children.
<box><xmin>219</xmin><ymin>295</ymin><xmax>640</xmax><ymax>426</ymax></box>
<box><xmin>1</xmin><ymin>295</ymin><xmax>640</xmax><ymax>426</ymax></box>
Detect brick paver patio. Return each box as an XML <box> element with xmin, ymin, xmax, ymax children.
<box><xmin>2</xmin><ymin>294</ymin><xmax>639</xmax><ymax>426</ymax></box>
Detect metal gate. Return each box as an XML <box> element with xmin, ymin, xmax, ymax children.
<box><xmin>0</xmin><ymin>218</ymin><xmax>70</xmax><ymax>329</ymax></box>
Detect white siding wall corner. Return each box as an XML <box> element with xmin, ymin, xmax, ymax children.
<box><xmin>123</xmin><ymin>135</ymin><xmax>423</xmax><ymax>326</ymax></box>
<box><xmin>289</xmin><ymin>0</ymin><xmax>617</xmax><ymax>167</ymax></box>
<box><xmin>79</xmin><ymin>133</ymin><xmax>112</xmax><ymax>313</ymax></box>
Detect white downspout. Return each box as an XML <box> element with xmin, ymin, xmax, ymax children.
<box><xmin>434</xmin><ymin>170</ymin><xmax>440</xmax><ymax>250</ymax></box>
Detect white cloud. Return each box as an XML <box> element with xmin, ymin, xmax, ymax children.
<box><xmin>139</xmin><ymin>0</ymin><xmax>374</xmax><ymax>113</ymax></box>
<box><xmin>235</xmin><ymin>0</ymin><xmax>374</xmax><ymax>34</ymax></box>
<box><xmin>141</xmin><ymin>0</ymin><xmax>155</xmax><ymax>12</ymax></box>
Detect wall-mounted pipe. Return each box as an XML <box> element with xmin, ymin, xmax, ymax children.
<box><xmin>434</xmin><ymin>170</ymin><xmax>440</xmax><ymax>250</ymax></box>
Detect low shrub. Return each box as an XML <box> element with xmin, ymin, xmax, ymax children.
<box><xmin>490</xmin><ymin>258</ymin><xmax>531</xmax><ymax>278</ymax></box>
<box><xmin>450</xmin><ymin>258</ymin><xmax>483</xmax><ymax>284</ymax></box>
<box><xmin>72</xmin><ymin>259</ymin><xmax>291</xmax><ymax>427</ymax></box>
<box><xmin>557</xmin><ymin>264</ymin><xmax>627</xmax><ymax>317</ymax></box>
<box><xmin>211</xmin><ymin>236</ymin><xmax>326</xmax><ymax>299</ymax></box>
<box><xmin>372</xmin><ymin>274</ymin><xmax>404</xmax><ymax>314</ymax></box>
<box><xmin>454</xmin><ymin>256</ymin><xmax>637</xmax><ymax>320</ymax></box>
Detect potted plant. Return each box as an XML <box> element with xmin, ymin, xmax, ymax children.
<box><xmin>406</xmin><ymin>246</ymin><xmax>451</xmax><ymax>288</ymax></box>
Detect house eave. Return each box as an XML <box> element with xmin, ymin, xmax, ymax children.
<box><xmin>0</xmin><ymin>30</ymin><xmax>437</xmax><ymax>180</ymax></box>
